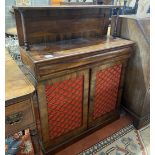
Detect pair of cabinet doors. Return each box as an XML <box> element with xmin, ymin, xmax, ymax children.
<box><xmin>37</xmin><ymin>61</ymin><xmax>124</xmax><ymax>148</ymax></box>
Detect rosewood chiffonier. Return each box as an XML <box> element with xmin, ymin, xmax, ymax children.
<box><xmin>13</xmin><ymin>5</ymin><xmax>135</xmax><ymax>154</ymax></box>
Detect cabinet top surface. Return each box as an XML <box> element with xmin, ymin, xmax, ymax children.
<box><xmin>22</xmin><ymin>37</ymin><xmax>134</xmax><ymax>63</ymax></box>
<box><xmin>5</xmin><ymin>49</ymin><xmax>35</xmax><ymax>104</ymax></box>
<box><xmin>13</xmin><ymin>5</ymin><xmax>121</xmax><ymax>10</ymax></box>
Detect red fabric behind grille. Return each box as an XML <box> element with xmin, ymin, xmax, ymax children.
<box><xmin>45</xmin><ymin>76</ymin><xmax>84</xmax><ymax>139</ymax></box>
<box><xmin>93</xmin><ymin>64</ymin><xmax>122</xmax><ymax>120</ymax></box>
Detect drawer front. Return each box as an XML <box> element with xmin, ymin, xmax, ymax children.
<box><xmin>88</xmin><ymin>61</ymin><xmax>126</xmax><ymax>127</ymax></box>
<box><xmin>35</xmin><ymin>47</ymin><xmax>131</xmax><ymax>81</ymax></box>
<box><xmin>5</xmin><ymin>99</ymin><xmax>35</xmax><ymax>135</ymax></box>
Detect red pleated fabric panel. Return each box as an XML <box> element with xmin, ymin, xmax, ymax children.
<box><xmin>93</xmin><ymin>64</ymin><xmax>122</xmax><ymax>120</ymax></box>
<box><xmin>45</xmin><ymin>76</ymin><xmax>84</xmax><ymax>139</ymax></box>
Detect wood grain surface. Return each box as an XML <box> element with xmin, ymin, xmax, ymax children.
<box><xmin>111</xmin><ymin>15</ymin><xmax>150</xmax><ymax>129</ymax></box>
<box><xmin>5</xmin><ymin>49</ymin><xmax>35</xmax><ymax>106</ymax></box>
<box><xmin>13</xmin><ymin>6</ymin><xmax>121</xmax><ymax>46</ymax></box>
<box><xmin>12</xmin><ymin>6</ymin><xmax>135</xmax><ymax>153</ymax></box>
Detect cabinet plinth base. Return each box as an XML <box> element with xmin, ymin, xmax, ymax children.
<box><xmin>40</xmin><ymin>113</ymin><xmax>120</xmax><ymax>155</ymax></box>
<box><xmin>121</xmin><ymin>105</ymin><xmax>149</xmax><ymax>129</ymax></box>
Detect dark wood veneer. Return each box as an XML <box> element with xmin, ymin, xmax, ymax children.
<box><xmin>13</xmin><ymin>6</ymin><xmax>134</xmax><ymax>154</ymax></box>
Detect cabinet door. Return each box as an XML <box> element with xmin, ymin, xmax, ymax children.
<box><xmin>37</xmin><ymin>69</ymin><xmax>89</xmax><ymax>148</ymax></box>
<box><xmin>88</xmin><ymin>62</ymin><xmax>126</xmax><ymax>127</ymax></box>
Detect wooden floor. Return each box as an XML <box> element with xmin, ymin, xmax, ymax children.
<box><xmin>38</xmin><ymin>114</ymin><xmax>133</xmax><ymax>155</ymax></box>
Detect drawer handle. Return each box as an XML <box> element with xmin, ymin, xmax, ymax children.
<box><xmin>6</xmin><ymin>112</ymin><xmax>23</xmax><ymax>125</ymax></box>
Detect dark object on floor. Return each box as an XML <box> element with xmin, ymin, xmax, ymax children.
<box><xmin>5</xmin><ymin>136</ymin><xmax>21</xmax><ymax>155</ymax></box>
<box><xmin>5</xmin><ymin>129</ymin><xmax>34</xmax><ymax>155</ymax></box>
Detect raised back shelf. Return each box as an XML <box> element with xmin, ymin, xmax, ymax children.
<box><xmin>13</xmin><ymin>5</ymin><xmax>121</xmax><ymax>48</ymax></box>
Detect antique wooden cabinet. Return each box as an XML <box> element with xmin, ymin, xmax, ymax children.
<box><xmin>13</xmin><ymin>6</ymin><xmax>134</xmax><ymax>154</ymax></box>
<box><xmin>111</xmin><ymin>15</ymin><xmax>150</xmax><ymax>129</ymax></box>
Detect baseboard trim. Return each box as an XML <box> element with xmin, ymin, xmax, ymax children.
<box><xmin>121</xmin><ymin>105</ymin><xmax>150</xmax><ymax>129</ymax></box>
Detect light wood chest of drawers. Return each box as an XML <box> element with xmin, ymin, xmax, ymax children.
<box><xmin>5</xmin><ymin>49</ymin><xmax>36</xmax><ymax>136</ymax></box>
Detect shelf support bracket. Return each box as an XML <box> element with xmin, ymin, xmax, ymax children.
<box><xmin>19</xmin><ymin>9</ymin><xmax>30</xmax><ymax>51</ymax></box>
